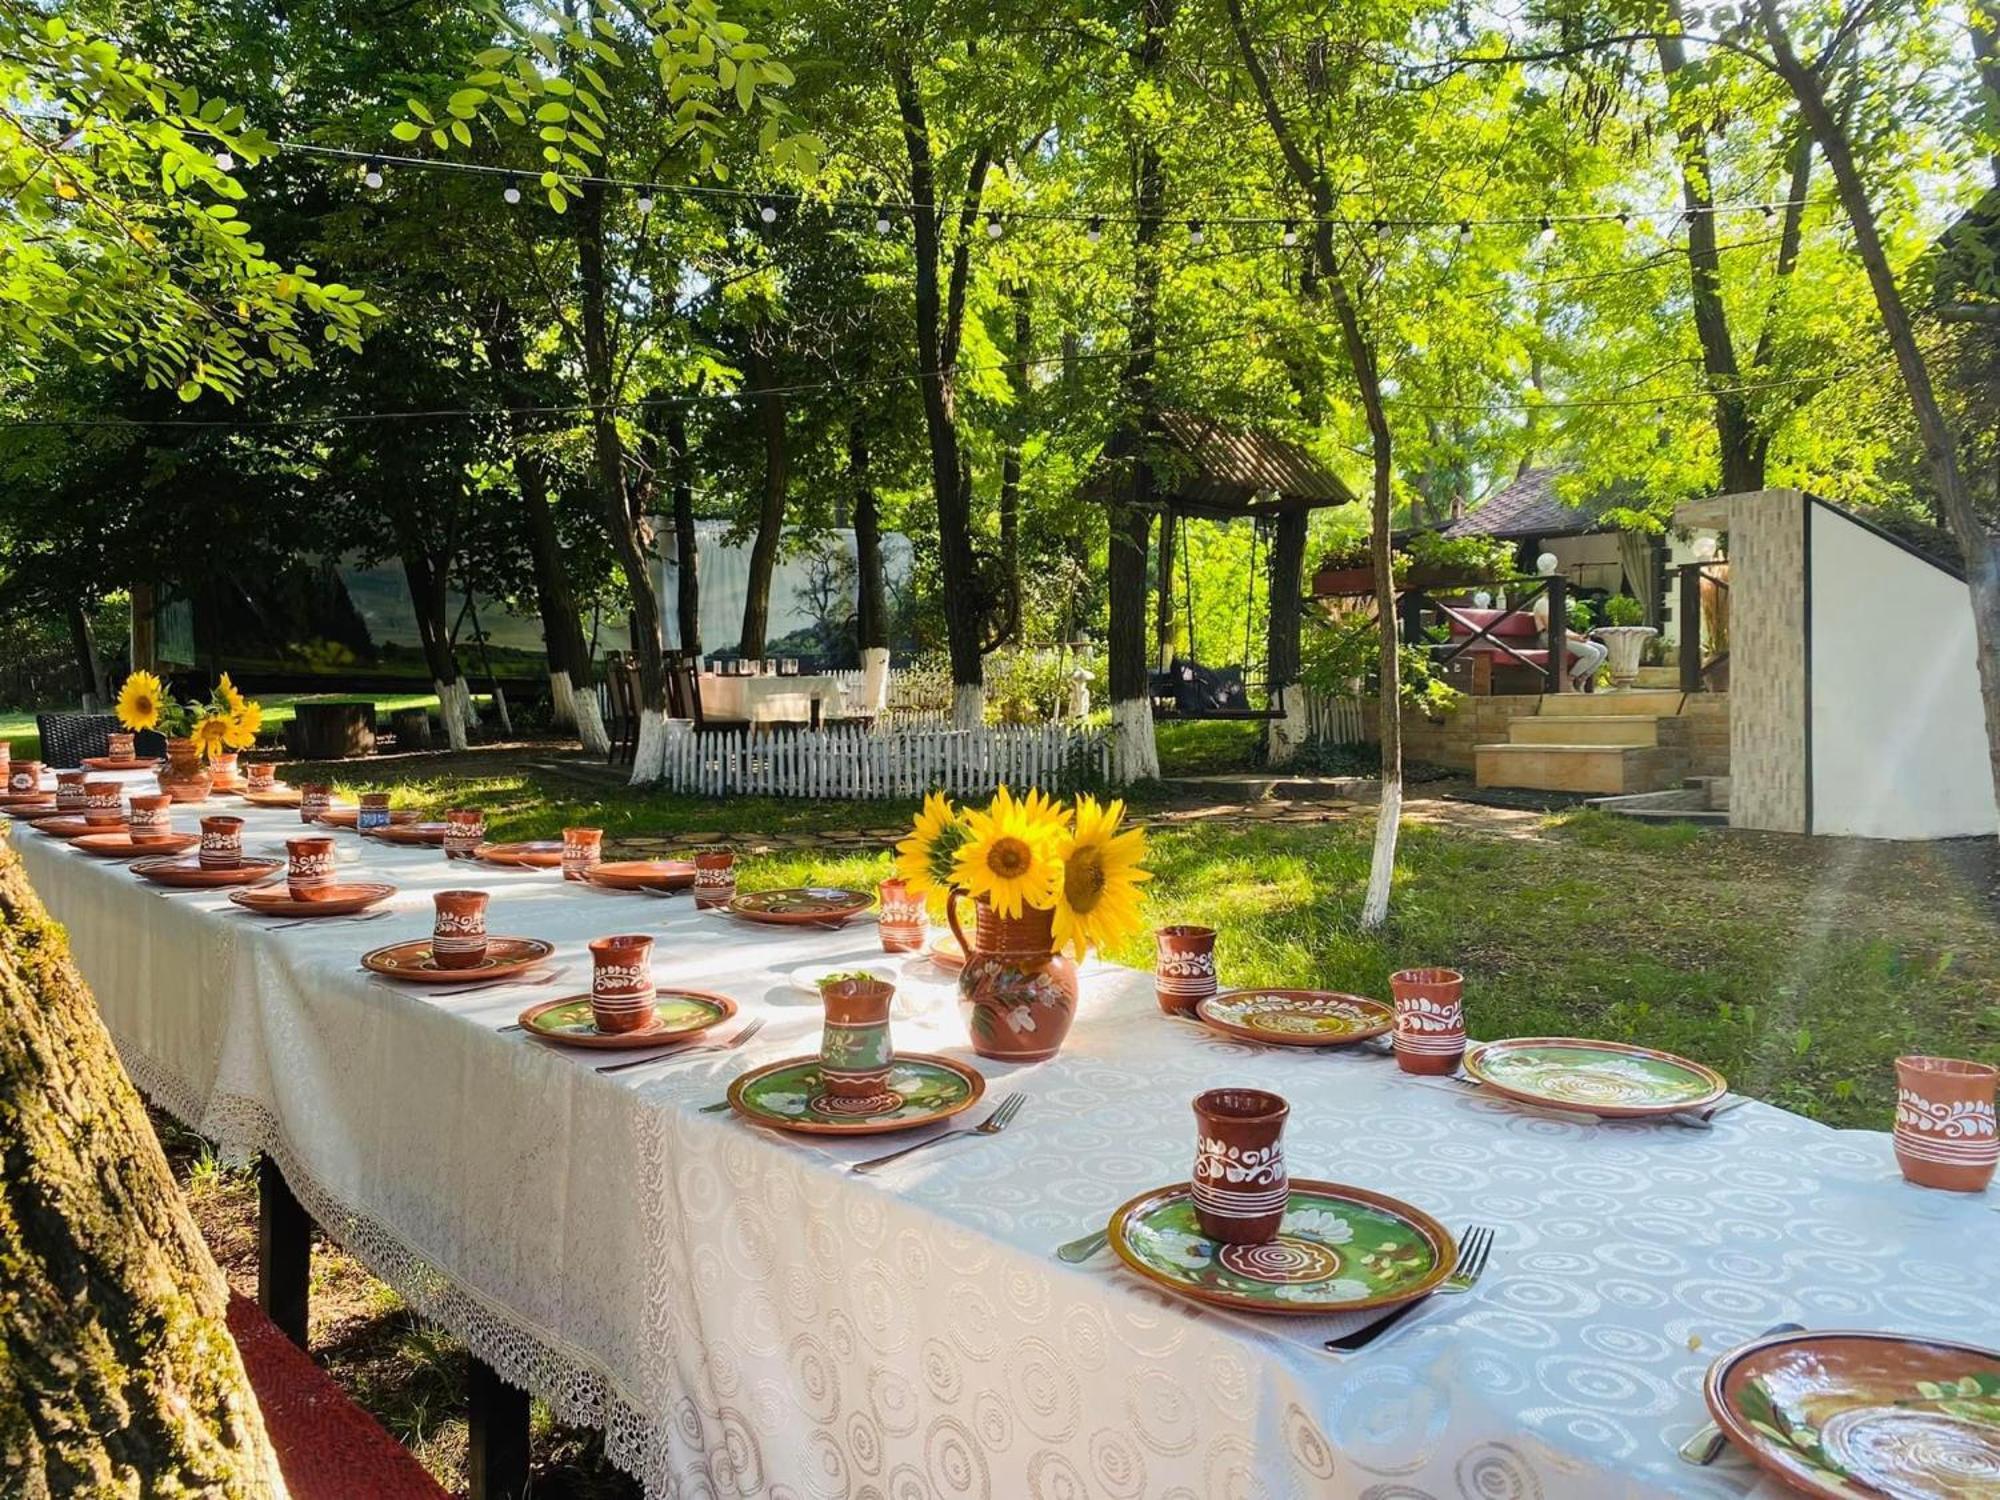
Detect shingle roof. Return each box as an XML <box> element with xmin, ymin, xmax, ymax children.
<box><xmin>1442</xmin><ymin>465</ymin><xmax>1614</xmax><ymax>539</ymax></box>
<box><xmin>1094</xmin><ymin>410</ymin><xmax>1357</xmax><ymax>511</ymax></box>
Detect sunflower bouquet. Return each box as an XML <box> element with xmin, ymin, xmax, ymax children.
<box><xmin>116</xmin><ymin>670</ymin><xmax>264</xmax><ymax>761</ymax></box>
<box><xmin>895</xmin><ymin>786</ymin><xmax>1151</xmax><ymax>959</ymax></box>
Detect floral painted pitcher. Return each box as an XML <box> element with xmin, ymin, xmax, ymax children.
<box><xmin>946</xmin><ymin>888</ymin><xmax>1079</xmax><ymax>1062</ymax></box>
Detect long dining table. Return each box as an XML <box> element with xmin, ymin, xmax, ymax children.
<box><xmin>12</xmin><ymin>775</ymin><xmax>1998</xmax><ymax>1499</ymax></box>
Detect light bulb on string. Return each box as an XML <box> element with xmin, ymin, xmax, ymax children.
<box><xmin>759</xmin><ymin>199</ymin><xmax>778</xmax><ymax>224</ymax></box>
<box><xmin>502</xmin><ymin>174</ymin><xmax>522</xmax><ymax>205</ymax></box>
<box><xmin>1537</xmin><ymin>216</ymin><xmax>1555</xmax><ymax>247</ymax></box>
<box><xmin>362</xmin><ymin>157</ymin><xmax>384</xmax><ymax>190</ymax></box>
<box><xmin>874</xmin><ymin>204</ymin><xmax>892</xmax><ymax>235</ymax></box>
<box><xmin>1371</xmin><ymin>218</ymin><xmax>1388</xmax><ymax>241</ymax></box>
<box><xmin>1457</xmin><ymin>219</ymin><xmax>1473</xmax><ymax>243</ymax></box>
<box><xmin>636</xmin><ymin>185</ymin><xmax>656</xmax><ymax>213</ymax></box>
<box><xmin>1188</xmin><ymin>218</ymin><xmax>1205</xmax><ymax>245</ymax></box>
<box><xmin>986</xmin><ymin>211</ymin><xmax>1003</xmax><ymax>239</ymax></box>
<box><xmin>214</xmin><ymin>150</ymin><xmax>235</xmax><ymax>171</ymax></box>
<box><xmin>1281</xmin><ymin>219</ymin><xmax>1298</xmax><ymax>246</ymax></box>
<box><xmin>1086</xmin><ymin>216</ymin><xmax>1105</xmax><ymax>244</ymax></box>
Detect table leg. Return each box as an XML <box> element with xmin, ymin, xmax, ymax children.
<box><xmin>256</xmin><ymin>1155</ymin><xmax>311</xmax><ymax>1348</ymax></box>
<box><xmin>467</xmin><ymin>1356</ymin><xmax>531</xmax><ymax>1500</ymax></box>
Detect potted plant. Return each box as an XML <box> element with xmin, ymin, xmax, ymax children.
<box><xmin>1310</xmin><ymin>537</ymin><xmax>1376</xmax><ymax>597</ymax></box>
<box><xmin>1592</xmin><ymin>594</ymin><xmax>1657</xmax><ymax>687</ymax></box>
<box><xmin>1398</xmin><ymin>531</ymin><xmax>1515</xmax><ymax>591</ymax></box>
<box><xmin>115</xmin><ymin>670</ymin><xmax>264</xmax><ymax>803</ymax></box>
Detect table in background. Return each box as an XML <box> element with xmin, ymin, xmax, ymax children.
<box><xmin>697</xmin><ymin>672</ymin><xmax>847</xmax><ymax>725</ymax></box>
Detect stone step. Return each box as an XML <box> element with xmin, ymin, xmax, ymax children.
<box><xmin>1474</xmin><ymin>742</ymin><xmax>1687</xmax><ymax>795</ymax></box>
<box><xmin>1634</xmin><ymin>666</ymin><xmax>1682</xmax><ymax>688</ymax></box>
<box><xmin>1537</xmin><ymin>688</ymin><xmax>1687</xmax><ymax>718</ymax></box>
<box><xmin>1508</xmin><ymin>715</ymin><xmax>1661</xmax><ymax>747</ymax></box>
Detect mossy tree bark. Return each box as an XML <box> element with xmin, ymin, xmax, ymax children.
<box><xmin>0</xmin><ymin>838</ymin><xmax>279</xmax><ymax>1497</ymax></box>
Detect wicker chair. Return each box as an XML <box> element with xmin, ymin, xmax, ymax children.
<box><xmin>33</xmin><ymin>713</ymin><xmax>168</xmax><ymax>768</ymax></box>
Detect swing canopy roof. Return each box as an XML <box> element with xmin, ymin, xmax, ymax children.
<box><xmin>1089</xmin><ymin>409</ymin><xmax>1359</xmax><ymax>520</ymax></box>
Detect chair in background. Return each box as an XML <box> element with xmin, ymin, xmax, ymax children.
<box><xmin>663</xmin><ymin>650</ymin><xmax>750</xmax><ymax>733</ymax></box>
<box><xmin>602</xmin><ymin>651</ymin><xmax>637</xmax><ymax>766</ymax></box>
<box><xmin>35</xmin><ymin>712</ymin><xmax>124</xmax><ymax>768</ymax></box>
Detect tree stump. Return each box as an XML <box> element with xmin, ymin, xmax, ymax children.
<box><xmin>0</xmin><ymin>837</ymin><xmax>280</xmax><ymax>1494</ymax></box>
<box><xmin>286</xmin><ymin>700</ymin><xmax>375</xmax><ymax>761</ymax></box>
<box><xmin>385</xmin><ymin>707</ymin><xmax>432</xmax><ymax>752</ymax></box>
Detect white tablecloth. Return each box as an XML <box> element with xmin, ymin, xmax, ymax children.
<box><xmin>700</xmin><ymin>674</ymin><xmax>845</xmax><ymax>725</ymax></box>
<box><xmin>13</xmin><ymin>782</ymin><xmax>1998</xmax><ymax>1499</ymax></box>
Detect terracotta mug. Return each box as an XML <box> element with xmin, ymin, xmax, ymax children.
<box><xmin>589</xmin><ymin>935</ymin><xmax>656</xmax><ymax>1033</ymax></box>
<box><xmin>1191</xmin><ymin>1088</ymin><xmax>1290</xmax><ymax>1244</ymax></box>
<box><xmin>1390</xmin><ymin>968</ymin><xmax>1467</xmax><ymax>1076</ymax></box>
<box><xmin>562</xmin><ymin>826</ymin><xmax>604</xmax><ymax>881</ymax></box>
<box><xmin>128</xmin><ymin>794</ymin><xmax>175</xmax><ymax>845</ymax></box>
<box><xmin>55</xmin><ymin>770</ymin><xmax>86</xmax><ymax>812</ymax></box>
<box><xmin>877</xmin><ymin>878</ymin><xmax>925</xmax><ymax>953</ymax></box>
<box><xmin>818</xmin><ymin>976</ymin><xmax>897</xmax><ymax>1107</ymax></box>
<box><xmin>285</xmin><ymin>835</ymin><xmax>338</xmax><ymax>901</ymax></box>
<box><xmin>107</xmin><ymin>731</ymin><xmax>136</xmax><ymax>760</ymax></box>
<box><xmin>244</xmin><ymin>762</ymin><xmax>277</xmax><ymax>792</ymax></box>
<box><xmin>0</xmin><ymin>743</ymin><xmax>9</xmax><ymax>776</ymax></box>
<box><xmin>198</xmin><ymin>814</ymin><xmax>244</xmax><ymax>868</ymax></box>
<box><xmin>431</xmin><ymin>890</ymin><xmax>490</xmax><ymax>970</ymax></box>
<box><xmin>82</xmin><ymin>779</ymin><xmax>123</xmax><ymax>827</ymax></box>
<box><xmin>693</xmin><ymin>849</ymin><xmax>736</xmax><ymax>910</ymax></box>
<box><xmin>299</xmin><ymin>783</ymin><xmax>332</xmax><ymax>824</ymax></box>
<box><xmin>444</xmin><ymin>807</ymin><xmax>486</xmax><ymax>860</ymax></box>
<box><xmin>1894</xmin><ymin>1055</ymin><xmax>1998</xmax><ymax>1193</ymax></box>
<box><xmin>357</xmin><ymin>791</ymin><xmax>392</xmax><ymax>832</ymax></box>
<box><xmin>1155</xmin><ymin>925</ymin><xmax>1219</xmax><ymax>1017</ymax></box>
<box><xmin>209</xmin><ymin>751</ymin><xmax>240</xmax><ymax>790</ymax></box>
<box><xmin>8</xmin><ymin>760</ymin><xmax>43</xmax><ymax>797</ymax></box>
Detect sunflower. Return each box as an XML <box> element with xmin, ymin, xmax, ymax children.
<box><xmin>215</xmin><ymin>671</ymin><xmax>246</xmax><ymax>715</ymax></box>
<box><xmin>895</xmin><ymin>791</ymin><xmax>971</xmax><ymax>900</ymax></box>
<box><xmin>116</xmin><ymin>670</ymin><xmax>165</xmax><ymax>732</ymax></box>
<box><xmin>950</xmin><ymin>785</ymin><xmax>1064</xmax><ymax>919</ymax></box>
<box><xmin>192</xmin><ymin>714</ymin><xmax>233</xmax><ymax>760</ymax></box>
<box><xmin>1051</xmin><ymin>795</ymin><xmax>1151</xmax><ymax>959</ymax></box>
<box><xmin>223</xmin><ymin>700</ymin><xmax>263</xmax><ymax>751</ymax></box>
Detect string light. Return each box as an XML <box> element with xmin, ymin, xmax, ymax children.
<box><xmin>986</xmin><ymin>211</ymin><xmax>1003</xmax><ymax>239</ymax></box>
<box><xmin>362</xmin><ymin>157</ymin><xmax>384</xmax><ymax>189</ymax></box>
<box><xmin>502</xmin><ymin>174</ymin><xmax>522</xmax><ymax>205</ymax></box>
<box><xmin>636</xmin><ymin>185</ymin><xmax>656</xmax><ymax>213</ymax></box>
<box><xmin>1281</xmin><ymin>220</ymin><xmax>1298</xmax><ymax>246</ymax></box>
<box><xmin>758</xmin><ymin>199</ymin><xmax>778</xmax><ymax>223</ymax></box>
<box><xmin>1371</xmin><ymin>219</ymin><xmax>1389</xmax><ymax>240</ymax></box>
<box><xmin>1537</xmin><ymin>216</ymin><xmax>1555</xmax><ymax>246</ymax></box>
<box><xmin>214</xmin><ymin>150</ymin><xmax>235</xmax><ymax>171</ymax></box>
<box><xmin>1086</xmin><ymin>216</ymin><xmax>1104</xmax><ymax>243</ymax></box>
<box><xmin>1188</xmin><ymin>218</ymin><xmax>1206</xmax><ymax>245</ymax></box>
<box><xmin>874</xmin><ymin>204</ymin><xmax>893</xmax><ymax>234</ymax></box>
<box><xmin>1457</xmin><ymin>220</ymin><xmax>1473</xmax><ymax>242</ymax></box>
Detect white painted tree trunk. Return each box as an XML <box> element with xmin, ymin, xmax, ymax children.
<box><xmin>1265</xmin><ymin>683</ymin><xmax>1310</xmax><ymax>766</ymax></box>
<box><xmin>549</xmin><ymin>669</ymin><xmax>577</xmax><ymax>729</ymax></box>
<box><xmin>628</xmin><ymin>707</ymin><xmax>668</xmax><ymax>784</ymax></box>
<box><xmin>434</xmin><ymin>678</ymin><xmax>469</xmax><ymax>752</ymax></box>
<box><xmin>573</xmin><ymin>688</ymin><xmax>612</xmax><ymax>758</ymax></box>
<box><xmin>1359</xmin><ymin>775</ymin><xmax>1402</xmax><ymax>930</ymax></box>
<box><xmin>859</xmin><ymin>647</ymin><xmax>891</xmax><ymax>714</ymax></box>
<box><xmin>1110</xmin><ymin>697</ymin><xmax>1160</xmax><ymax>783</ymax></box>
<box><xmin>951</xmin><ymin>682</ymin><xmax>985</xmax><ymax>730</ymax></box>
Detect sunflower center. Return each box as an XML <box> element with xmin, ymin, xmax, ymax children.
<box><xmin>1064</xmin><ymin>850</ymin><xmax>1106</xmax><ymax>914</ymax></box>
<box><xmin>987</xmin><ymin>836</ymin><xmax>1032</xmax><ymax>879</ymax></box>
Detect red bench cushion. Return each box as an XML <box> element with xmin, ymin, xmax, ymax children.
<box><xmin>1444</xmin><ymin>607</ymin><xmax>1540</xmax><ymax>638</ymax></box>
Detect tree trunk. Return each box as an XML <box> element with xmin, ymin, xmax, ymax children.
<box><xmin>998</xmin><ymin>283</ymin><xmax>1030</xmax><ymax>649</ymax></box>
<box><xmin>668</xmin><ymin>409</ymin><xmax>702</xmax><ymax>657</ymax></box>
<box><xmin>895</xmin><ymin>56</ymin><xmax>989</xmax><ymax>726</ymax></box>
<box><xmin>851</xmin><ymin>421</ymin><xmax>888</xmax><ymax>653</ymax></box>
<box><xmin>1265</xmin><ymin>509</ymin><xmax>1309</xmax><ymax>765</ymax></box>
<box><xmin>1759</xmin><ymin>0</ymin><xmax>2000</xmax><ymax>829</ymax></box>
<box><xmin>400</xmin><ymin>552</ymin><xmax>467</xmax><ymax>752</ymax></box>
<box><xmin>0</xmin><ymin>842</ymin><xmax>281</xmax><ymax>1496</ymax></box>
<box><xmin>67</xmin><ymin>600</ymin><xmax>108</xmax><ymax>709</ymax></box>
<box><xmin>740</xmin><ymin>339</ymin><xmax>787</xmax><ymax>660</ymax></box>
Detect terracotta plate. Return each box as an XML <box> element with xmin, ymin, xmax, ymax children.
<box><xmin>238</xmin><ymin>787</ymin><xmax>303</xmax><ymax>808</ymax></box>
<box><xmin>1108</xmin><ymin>1180</ymin><xmax>1456</xmax><ymax>1316</ymax></box>
<box><xmin>362</xmin><ymin>936</ymin><xmax>556</xmax><ymax>982</ymax></box>
<box><xmin>131</xmin><ymin>855</ymin><xmax>284</xmax><ymax>888</ymax></box>
<box><xmin>1462</xmin><ymin>1037</ymin><xmax>1726</xmax><ymax>1118</ymax></box>
<box><xmin>727</xmin><ymin>887</ymin><xmax>873</xmax><ymax>926</ymax></box>
<box><xmin>229</xmin><ymin>882</ymin><xmax>396</xmax><ymax>918</ymax></box>
<box><xmin>518</xmin><ymin>989</ymin><xmax>737</xmax><ymax>1049</ymax></box>
<box><xmin>472</xmin><ymin>840</ymin><xmax>565</xmax><ymax>869</ymax></box>
<box><xmin>1196</xmin><ymin>989</ymin><xmax>1394</xmax><ymax>1047</ymax></box>
<box><xmin>0</xmin><ymin>790</ymin><xmax>55</xmax><ymax>809</ymax></box>
<box><xmin>1706</xmin><ymin>1329</ymin><xmax>2000</xmax><ymax>1499</ymax></box>
<box><xmin>8</xmin><ymin>804</ymin><xmax>79</xmax><ymax>824</ymax></box>
<box><xmin>928</xmin><ymin>934</ymin><xmax>966</xmax><ymax>971</ymax></box>
<box><xmin>79</xmin><ymin>755</ymin><xmax>152</xmax><ymax>771</ymax></box>
<box><xmin>317</xmin><ymin>807</ymin><xmax>421</xmax><ymax>830</ymax></box>
<box><xmin>727</xmin><ymin>1053</ymin><xmax>984</xmax><ymax>1135</ymax></box>
<box><xmin>363</xmin><ymin>821</ymin><xmax>451</xmax><ymax>847</ymax></box>
<box><xmin>35</xmin><ymin>816</ymin><xmax>128</xmax><ymax>840</ymax></box>
<box><xmin>72</xmin><ymin>832</ymin><xmax>201</xmax><ymax>859</ymax></box>
<box><xmin>586</xmin><ymin>859</ymin><xmax>698</xmax><ymax>892</ymax></box>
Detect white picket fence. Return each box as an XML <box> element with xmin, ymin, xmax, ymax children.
<box><xmin>653</xmin><ymin>720</ymin><xmax>1111</xmax><ymax>799</ymax></box>
<box><xmin>1302</xmin><ymin>689</ymin><xmax>1368</xmax><ymax>744</ymax></box>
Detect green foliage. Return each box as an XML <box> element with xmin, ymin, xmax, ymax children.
<box><xmin>1399</xmin><ymin>530</ymin><xmax>1515</xmax><ymax>581</ymax></box>
<box><xmin>1301</xmin><ymin>613</ymin><xmax>1461</xmax><ymax>717</ymax></box>
<box><xmin>1604</xmin><ymin>593</ymin><xmax>1646</xmax><ymax>627</ymax></box>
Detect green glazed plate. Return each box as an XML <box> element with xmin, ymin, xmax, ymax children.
<box><xmin>727</xmin><ymin>1052</ymin><xmax>984</xmax><ymax>1135</ymax></box>
<box><xmin>727</xmin><ymin>887</ymin><xmax>873</xmax><ymax>926</ymax></box>
<box><xmin>1195</xmin><ymin>989</ymin><xmax>1393</xmax><ymax>1048</ymax></box>
<box><xmin>1108</xmin><ymin>1180</ymin><xmax>1456</xmax><ymax>1315</ymax></box>
<box><xmin>519</xmin><ymin>989</ymin><xmax>735</xmax><ymax>1049</ymax></box>
<box><xmin>1463</xmin><ymin>1037</ymin><xmax>1726</xmax><ymax>1118</ymax></box>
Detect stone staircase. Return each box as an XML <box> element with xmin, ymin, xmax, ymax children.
<box><xmin>1473</xmin><ymin>689</ymin><xmax>1700</xmax><ymax>796</ymax></box>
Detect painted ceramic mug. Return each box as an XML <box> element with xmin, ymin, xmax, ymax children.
<box><xmin>818</xmin><ymin>975</ymin><xmax>896</xmax><ymax>1108</ymax></box>
<box><xmin>562</xmin><ymin>826</ymin><xmax>604</xmax><ymax>881</ymax></box>
<box><xmin>106</xmin><ymin>731</ymin><xmax>136</xmax><ymax>761</ymax></box>
<box><xmin>1390</xmin><ymin>967</ymin><xmax>1467</xmax><ymax>1076</ymax></box>
<box><xmin>82</xmin><ymin>779</ymin><xmax>123</xmax><ymax>828</ymax></box>
<box><xmin>357</xmin><ymin>791</ymin><xmax>392</xmax><ymax>832</ymax></box>
<box><xmin>128</xmin><ymin>794</ymin><xmax>175</xmax><ymax>845</ymax></box>
<box><xmin>8</xmin><ymin>760</ymin><xmax>43</xmax><ymax>797</ymax></box>
<box><xmin>877</xmin><ymin>878</ymin><xmax>925</xmax><ymax>953</ymax></box>
<box><xmin>298</xmin><ymin>783</ymin><xmax>333</xmax><ymax>824</ymax></box>
<box><xmin>431</xmin><ymin>890</ymin><xmax>490</xmax><ymax>970</ymax></box>
<box><xmin>444</xmin><ymin>807</ymin><xmax>486</xmax><ymax>860</ymax></box>
<box><xmin>244</xmin><ymin>762</ymin><xmax>277</xmax><ymax>792</ymax></box>
<box><xmin>1191</xmin><ymin>1088</ymin><xmax>1290</xmax><ymax>1244</ymax></box>
<box><xmin>589</xmin><ymin>934</ymin><xmax>656</xmax><ymax>1034</ymax></box>
<box><xmin>693</xmin><ymin>849</ymin><xmax>736</xmax><ymax>910</ymax></box>
<box><xmin>1155</xmin><ymin>925</ymin><xmax>1219</xmax><ymax>1017</ymax></box>
<box><xmin>209</xmin><ymin>752</ymin><xmax>240</xmax><ymax>790</ymax></box>
<box><xmin>55</xmin><ymin>770</ymin><xmax>87</xmax><ymax>813</ymax></box>
<box><xmin>198</xmin><ymin>814</ymin><xmax>244</xmax><ymax>868</ymax></box>
<box><xmin>1894</xmin><ymin>1055</ymin><xmax>1998</xmax><ymax>1193</ymax></box>
<box><xmin>285</xmin><ymin>835</ymin><xmax>338</xmax><ymax>901</ymax></box>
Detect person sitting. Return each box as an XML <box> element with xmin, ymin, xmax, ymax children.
<box><xmin>1530</xmin><ymin>592</ymin><xmax>1608</xmax><ymax>689</ymax></box>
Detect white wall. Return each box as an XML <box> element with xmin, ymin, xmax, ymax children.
<box><xmin>1808</xmin><ymin>503</ymin><xmax>1998</xmax><ymax>838</ymax></box>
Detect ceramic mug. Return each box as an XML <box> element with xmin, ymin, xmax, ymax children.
<box><xmin>106</xmin><ymin>731</ymin><xmax>136</xmax><ymax>761</ymax></box>
<box><xmin>562</xmin><ymin>826</ymin><xmax>604</xmax><ymax>881</ymax></box>
<box><xmin>1154</xmin><ymin>925</ymin><xmax>1219</xmax><ymax>1017</ymax></box>
<box><xmin>209</xmin><ymin>751</ymin><xmax>240</xmax><ymax>790</ymax></box>
<box><xmin>128</xmin><ymin>794</ymin><xmax>175</xmax><ymax>845</ymax></box>
<box><xmin>286</xmin><ymin>836</ymin><xmax>338</xmax><ymax>901</ymax></box>
<box><xmin>8</xmin><ymin>760</ymin><xmax>43</xmax><ymax>797</ymax></box>
<box><xmin>298</xmin><ymin>783</ymin><xmax>332</xmax><ymax>824</ymax></box>
<box><xmin>1894</xmin><ymin>1055</ymin><xmax>1998</xmax><ymax>1193</ymax></box>
<box><xmin>82</xmin><ymin>779</ymin><xmax>123</xmax><ymax>828</ymax></box>
<box><xmin>357</xmin><ymin>791</ymin><xmax>392</xmax><ymax>832</ymax></box>
<box><xmin>432</xmin><ymin>890</ymin><xmax>490</xmax><ymax>970</ymax></box>
<box><xmin>877</xmin><ymin>878</ymin><xmax>925</xmax><ymax>953</ymax></box>
<box><xmin>444</xmin><ymin>807</ymin><xmax>486</xmax><ymax>860</ymax></box>
<box><xmin>693</xmin><ymin>849</ymin><xmax>736</xmax><ymax>910</ymax></box>
<box><xmin>244</xmin><ymin>762</ymin><xmax>277</xmax><ymax>792</ymax></box>
<box><xmin>589</xmin><ymin>934</ymin><xmax>656</xmax><ymax>1034</ymax></box>
<box><xmin>1191</xmin><ymin>1088</ymin><xmax>1290</xmax><ymax>1244</ymax></box>
<box><xmin>818</xmin><ymin>976</ymin><xmax>896</xmax><ymax>1107</ymax></box>
<box><xmin>55</xmin><ymin>770</ymin><xmax>87</xmax><ymax>812</ymax></box>
<box><xmin>198</xmin><ymin>814</ymin><xmax>244</xmax><ymax>868</ymax></box>
<box><xmin>1390</xmin><ymin>968</ymin><xmax>1467</xmax><ymax>1076</ymax></box>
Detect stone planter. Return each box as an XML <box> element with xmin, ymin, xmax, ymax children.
<box><xmin>1594</xmin><ymin>625</ymin><xmax>1658</xmax><ymax>688</ymax></box>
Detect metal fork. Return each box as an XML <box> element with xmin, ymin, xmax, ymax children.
<box><xmin>850</xmin><ymin>1094</ymin><xmax>1025</xmax><ymax>1174</ymax></box>
<box><xmin>1324</xmin><ymin>1224</ymin><xmax>1495</xmax><ymax>1353</ymax></box>
<box><xmin>595</xmin><ymin>1016</ymin><xmax>767</xmax><ymax>1073</ymax></box>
